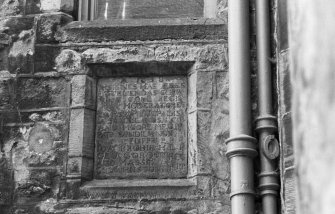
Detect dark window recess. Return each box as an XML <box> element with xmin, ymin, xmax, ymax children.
<box><xmin>78</xmin><ymin>0</ymin><xmax>217</xmax><ymax>21</ymax></box>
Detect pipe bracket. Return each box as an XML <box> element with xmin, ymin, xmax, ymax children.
<box><xmin>255</xmin><ymin>115</ymin><xmax>277</xmax><ymax>132</ymax></box>
<box><xmin>258</xmin><ymin>171</ymin><xmax>278</xmax><ymax>178</ymax></box>
<box><xmin>258</xmin><ymin>183</ymin><xmax>280</xmax><ymax>196</ymax></box>
<box><xmin>225</xmin><ymin>135</ymin><xmax>258</xmax><ymax>158</ymax></box>
<box><xmin>226</xmin><ymin>148</ymin><xmax>258</xmax><ymax>158</ymax></box>
<box><xmin>230</xmin><ymin>189</ymin><xmax>256</xmax><ymax>199</ymax></box>
<box><xmin>225</xmin><ymin>134</ymin><xmax>258</xmax><ymax>144</ymax></box>
<box><xmin>262</xmin><ymin>135</ymin><xmax>279</xmax><ymax>160</ymax></box>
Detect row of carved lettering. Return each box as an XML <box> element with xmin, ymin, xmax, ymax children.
<box><xmin>88</xmin><ymin>190</ymin><xmax>189</xmax><ymax>200</ymax></box>
<box><xmin>123</xmin><ymin>120</ymin><xmax>184</xmax><ymax>130</ymax></box>
<box><xmin>99</xmin><ymin>164</ymin><xmax>187</xmax><ymax>173</ymax></box>
<box><xmin>122</xmin><ymin>102</ymin><xmax>184</xmax><ymax>109</ymax></box>
<box><xmin>97</xmin><ymin>137</ymin><xmax>185</xmax><ymax>145</ymax></box>
<box><xmin>103</xmin><ymin>88</ymin><xmax>185</xmax><ymax>97</ymax></box>
<box><xmin>104</xmin><ymin>95</ymin><xmax>184</xmax><ymax>104</ymax></box>
<box><xmin>98</xmin><ymin>152</ymin><xmax>186</xmax><ymax>165</ymax></box>
<box><xmin>110</xmin><ymin>108</ymin><xmax>182</xmax><ymax>117</ymax></box>
<box><xmin>109</xmin><ymin>109</ymin><xmax>184</xmax><ymax>123</ymax></box>
<box><xmin>102</xmin><ymin>81</ymin><xmax>186</xmax><ymax>91</ymax></box>
<box><xmin>98</xmin><ymin>143</ymin><xmax>186</xmax><ymax>153</ymax></box>
<box><xmin>100</xmin><ymin>129</ymin><xmax>185</xmax><ymax>137</ymax></box>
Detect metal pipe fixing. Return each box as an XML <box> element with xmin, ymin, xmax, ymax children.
<box><xmin>255</xmin><ymin>0</ymin><xmax>280</xmax><ymax>213</ymax></box>
<box><xmin>226</xmin><ymin>0</ymin><xmax>258</xmax><ymax>213</ymax></box>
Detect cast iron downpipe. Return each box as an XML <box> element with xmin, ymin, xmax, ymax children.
<box><xmin>255</xmin><ymin>0</ymin><xmax>280</xmax><ymax>213</ymax></box>
<box><xmin>225</xmin><ymin>0</ymin><xmax>258</xmax><ymax>214</ymax></box>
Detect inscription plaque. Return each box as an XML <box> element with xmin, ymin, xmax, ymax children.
<box><xmin>95</xmin><ymin>76</ymin><xmax>188</xmax><ymax>179</ymax></box>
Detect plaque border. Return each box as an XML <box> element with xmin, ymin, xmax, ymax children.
<box><xmin>66</xmin><ymin>61</ymin><xmax>203</xmax><ymax>199</ymax></box>
<box><xmin>94</xmin><ymin>76</ymin><xmax>189</xmax><ymax>179</ymax></box>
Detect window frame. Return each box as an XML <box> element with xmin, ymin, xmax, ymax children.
<box><xmin>77</xmin><ymin>0</ymin><xmax>218</xmax><ymax>21</ymax></box>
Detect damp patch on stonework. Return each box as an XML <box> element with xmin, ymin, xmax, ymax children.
<box><xmin>55</xmin><ymin>49</ymin><xmax>86</xmax><ymax>73</ymax></box>
<box><xmin>28</xmin><ymin>123</ymin><xmax>54</xmax><ymax>153</ymax></box>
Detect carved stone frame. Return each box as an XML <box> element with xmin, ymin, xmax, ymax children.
<box><xmin>65</xmin><ymin>61</ymin><xmax>210</xmax><ymax>199</ymax></box>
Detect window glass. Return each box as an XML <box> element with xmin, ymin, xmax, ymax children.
<box><xmin>94</xmin><ymin>0</ymin><xmax>217</xmax><ymax>20</ymax></box>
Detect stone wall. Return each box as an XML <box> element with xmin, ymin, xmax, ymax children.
<box><xmin>276</xmin><ymin>0</ymin><xmax>296</xmax><ymax>214</ymax></box>
<box><xmin>288</xmin><ymin>0</ymin><xmax>335</xmax><ymax>214</ymax></box>
<box><xmin>0</xmin><ymin>0</ymin><xmax>232</xmax><ymax>213</ymax></box>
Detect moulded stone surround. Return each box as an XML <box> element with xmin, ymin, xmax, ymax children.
<box><xmin>64</xmin><ymin>58</ymin><xmax>226</xmax><ymax>201</ymax></box>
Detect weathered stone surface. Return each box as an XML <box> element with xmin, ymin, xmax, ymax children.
<box><xmin>278</xmin><ymin>50</ymin><xmax>291</xmax><ymax>115</ymax></box>
<box><xmin>35</xmin><ymin>45</ymin><xmax>61</xmax><ymax>72</ymax></box>
<box><xmin>0</xmin><ymin>78</ymin><xmax>14</xmax><ymax>110</ymax></box>
<box><xmin>63</xmin><ymin>199</ymin><xmax>229</xmax><ymax>214</ymax></box>
<box><xmin>0</xmin><ymin>16</ymin><xmax>35</xmax><ymax>74</ymax></box>
<box><xmin>40</xmin><ymin>0</ymin><xmax>73</xmax><ymax>13</ymax></box>
<box><xmin>217</xmin><ymin>0</ymin><xmax>228</xmax><ymax>22</ymax></box>
<box><xmin>36</xmin><ymin>13</ymin><xmax>73</xmax><ymax>44</ymax></box>
<box><xmin>16</xmin><ymin>77</ymin><xmax>70</xmax><ymax>109</ymax></box>
<box><xmin>278</xmin><ymin>0</ymin><xmax>288</xmax><ymax>51</ymax></box>
<box><xmin>25</xmin><ymin>0</ymin><xmax>42</xmax><ymax>14</ymax></box>
<box><xmin>280</xmin><ymin>112</ymin><xmax>293</xmax><ymax>167</ymax></box>
<box><xmin>71</xmin><ymin>75</ymin><xmax>96</xmax><ymax>108</ymax></box>
<box><xmin>0</xmin><ymin>16</ymin><xmax>35</xmax><ymax>35</ymax></box>
<box><xmin>0</xmin><ymin>117</ymin><xmax>66</xmax><ymax>211</ymax></box>
<box><xmin>68</xmin><ymin>108</ymin><xmax>95</xmax><ymax>158</ymax></box>
<box><xmin>59</xmin><ymin>18</ymin><xmax>226</xmax><ymax>42</ymax></box>
<box><xmin>82</xmin><ymin>44</ymin><xmax>227</xmax><ymax>72</ymax></box>
<box><xmin>95</xmin><ymin>76</ymin><xmax>188</xmax><ymax>179</ymax></box>
<box><xmin>28</xmin><ymin>123</ymin><xmax>55</xmax><ymax>153</ymax></box>
<box><xmin>196</xmin><ymin>71</ymin><xmax>214</xmax><ymax>109</ymax></box>
<box><xmin>282</xmin><ymin>167</ymin><xmax>296</xmax><ymax>214</ymax></box>
<box><xmin>0</xmin><ymin>4</ymin><xmax>230</xmax><ymax>213</ymax></box>
<box><xmin>0</xmin><ymin>154</ymin><xmax>14</xmax><ymax>205</ymax></box>
<box><xmin>8</xmin><ymin>29</ymin><xmax>34</xmax><ymax>74</ymax></box>
<box><xmin>0</xmin><ymin>0</ymin><xmax>25</xmax><ymax>17</ymax></box>
<box><xmin>68</xmin><ymin>108</ymin><xmax>95</xmax><ymax>179</ymax></box>
<box><xmin>55</xmin><ymin>49</ymin><xmax>86</xmax><ymax>74</ymax></box>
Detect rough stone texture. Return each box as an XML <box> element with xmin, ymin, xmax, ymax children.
<box><xmin>36</xmin><ymin>13</ymin><xmax>73</xmax><ymax>44</ymax></box>
<box><xmin>277</xmin><ymin>49</ymin><xmax>295</xmax><ymax>214</ymax></box>
<box><xmin>0</xmin><ymin>2</ymin><xmax>231</xmax><ymax>214</ymax></box>
<box><xmin>0</xmin><ymin>0</ymin><xmax>25</xmax><ymax>17</ymax></box>
<box><xmin>0</xmin><ymin>16</ymin><xmax>35</xmax><ymax>74</ymax></box>
<box><xmin>40</xmin><ymin>0</ymin><xmax>74</xmax><ymax>13</ymax></box>
<box><xmin>217</xmin><ymin>0</ymin><xmax>228</xmax><ymax>22</ymax></box>
<box><xmin>0</xmin><ymin>0</ymin><xmax>74</xmax><ymax>17</ymax></box>
<box><xmin>58</xmin><ymin>18</ymin><xmax>227</xmax><ymax>43</ymax></box>
<box><xmin>275</xmin><ymin>0</ymin><xmax>296</xmax><ymax>213</ymax></box>
<box><xmin>16</xmin><ymin>77</ymin><xmax>70</xmax><ymax>109</ymax></box>
<box><xmin>288</xmin><ymin>0</ymin><xmax>335</xmax><ymax>214</ymax></box>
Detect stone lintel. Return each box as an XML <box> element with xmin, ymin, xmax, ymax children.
<box><xmin>59</xmin><ymin>18</ymin><xmax>226</xmax><ymax>43</ymax></box>
<box><xmin>82</xmin><ymin>178</ymin><xmax>197</xmax><ymax>189</ymax></box>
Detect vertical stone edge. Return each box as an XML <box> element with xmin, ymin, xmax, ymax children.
<box><xmin>66</xmin><ymin>74</ymin><xmax>97</xmax><ymax>199</ymax></box>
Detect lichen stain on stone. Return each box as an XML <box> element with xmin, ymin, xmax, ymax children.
<box><xmin>9</xmin><ymin>29</ymin><xmax>34</xmax><ymax>58</ymax></box>
<box><xmin>28</xmin><ymin>123</ymin><xmax>54</xmax><ymax>153</ymax></box>
<box><xmin>55</xmin><ymin>49</ymin><xmax>84</xmax><ymax>73</ymax></box>
<box><xmin>68</xmin><ymin>159</ymin><xmax>79</xmax><ymax>173</ymax></box>
<box><xmin>82</xmin><ymin>47</ymin><xmax>155</xmax><ymax>64</ymax></box>
<box><xmin>0</xmin><ymin>0</ymin><xmax>23</xmax><ymax>17</ymax></box>
<box><xmin>40</xmin><ymin>0</ymin><xmax>60</xmax><ymax>12</ymax></box>
<box><xmin>5</xmin><ymin>139</ymin><xmax>31</xmax><ymax>184</ymax></box>
<box><xmin>35</xmin><ymin>198</ymin><xmax>59</xmax><ymax>214</ymax></box>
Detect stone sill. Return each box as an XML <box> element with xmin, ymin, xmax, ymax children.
<box><xmin>82</xmin><ymin>178</ymin><xmax>197</xmax><ymax>189</ymax></box>
<box><xmin>59</xmin><ymin>18</ymin><xmax>227</xmax><ymax>43</ymax></box>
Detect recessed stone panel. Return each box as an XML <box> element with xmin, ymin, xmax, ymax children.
<box><xmin>95</xmin><ymin>76</ymin><xmax>188</xmax><ymax>179</ymax></box>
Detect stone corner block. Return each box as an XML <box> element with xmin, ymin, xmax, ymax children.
<box><xmin>36</xmin><ymin>12</ymin><xmax>73</xmax><ymax>43</ymax></box>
